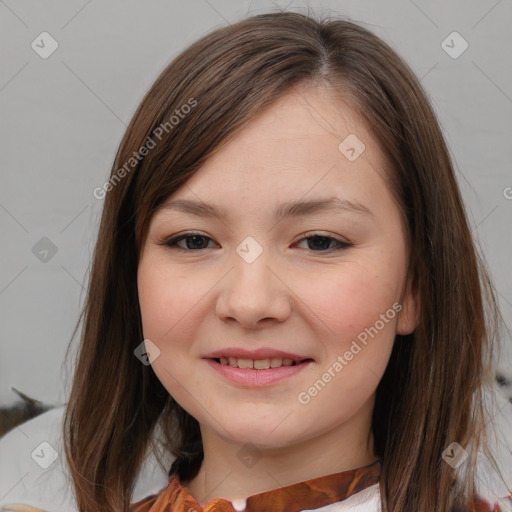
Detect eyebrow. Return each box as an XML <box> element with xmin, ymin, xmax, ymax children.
<box><xmin>159</xmin><ymin>197</ymin><xmax>374</xmax><ymax>222</ymax></box>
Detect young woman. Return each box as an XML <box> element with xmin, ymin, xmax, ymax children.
<box><xmin>9</xmin><ymin>10</ymin><xmax>510</xmax><ymax>512</ymax></box>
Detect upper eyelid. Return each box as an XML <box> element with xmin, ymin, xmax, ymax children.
<box><xmin>164</xmin><ymin>230</ymin><xmax>348</xmax><ymax>240</ymax></box>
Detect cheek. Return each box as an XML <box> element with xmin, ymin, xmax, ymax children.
<box><xmin>137</xmin><ymin>259</ymin><xmax>204</xmax><ymax>340</ymax></box>
<box><xmin>137</xmin><ymin>257</ymin><xmax>216</xmax><ymax>396</ymax></box>
<box><xmin>299</xmin><ymin>257</ymin><xmax>404</xmax><ymax>339</ymax></box>
<box><xmin>137</xmin><ymin>267</ymin><xmax>172</xmax><ymax>338</ymax></box>
<box><xmin>137</xmin><ymin>262</ymin><xmax>203</xmax><ymax>399</ymax></box>
<box><xmin>293</xmin><ymin>265</ymin><xmax>400</xmax><ymax>419</ymax></box>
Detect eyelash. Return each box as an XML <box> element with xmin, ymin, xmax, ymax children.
<box><xmin>159</xmin><ymin>231</ymin><xmax>353</xmax><ymax>253</ymax></box>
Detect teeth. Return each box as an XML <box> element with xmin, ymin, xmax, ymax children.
<box><xmin>218</xmin><ymin>357</ymin><xmax>298</xmax><ymax>369</ymax></box>
<box><xmin>254</xmin><ymin>359</ymin><xmax>270</xmax><ymax>369</ymax></box>
<box><xmin>270</xmin><ymin>357</ymin><xmax>283</xmax><ymax>368</ymax></box>
<box><xmin>237</xmin><ymin>358</ymin><xmax>253</xmax><ymax>369</ymax></box>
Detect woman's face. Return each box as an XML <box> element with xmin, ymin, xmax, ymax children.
<box><xmin>137</xmin><ymin>84</ymin><xmax>418</xmax><ymax>452</ymax></box>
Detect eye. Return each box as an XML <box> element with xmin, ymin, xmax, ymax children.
<box><xmin>161</xmin><ymin>232</ymin><xmax>216</xmax><ymax>251</ymax></box>
<box><xmin>159</xmin><ymin>231</ymin><xmax>353</xmax><ymax>253</ymax></box>
<box><xmin>295</xmin><ymin>232</ymin><xmax>352</xmax><ymax>252</ymax></box>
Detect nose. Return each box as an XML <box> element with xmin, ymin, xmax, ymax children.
<box><xmin>215</xmin><ymin>243</ymin><xmax>291</xmax><ymax>329</ymax></box>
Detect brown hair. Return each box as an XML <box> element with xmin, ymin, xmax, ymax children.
<box><xmin>62</xmin><ymin>10</ymin><xmax>506</xmax><ymax>511</ymax></box>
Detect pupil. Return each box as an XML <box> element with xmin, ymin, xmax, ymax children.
<box><xmin>188</xmin><ymin>235</ymin><xmax>207</xmax><ymax>249</ymax></box>
<box><xmin>309</xmin><ymin>236</ymin><xmax>330</xmax><ymax>250</ymax></box>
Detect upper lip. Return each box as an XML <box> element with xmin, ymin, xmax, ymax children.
<box><xmin>202</xmin><ymin>348</ymin><xmax>312</xmax><ymax>362</ymax></box>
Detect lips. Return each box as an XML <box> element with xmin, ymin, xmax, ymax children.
<box><xmin>202</xmin><ymin>348</ymin><xmax>313</xmax><ymax>385</ymax></box>
<box><xmin>205</xmin><ymin>357</ymin><xmax>313</xmax><ymax>386</ymax></box>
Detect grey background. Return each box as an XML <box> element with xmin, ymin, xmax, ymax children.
<box><xmin>1</xmin><ymin>0</ymin><xmax>511</xmax><ymax>408</ymax></box>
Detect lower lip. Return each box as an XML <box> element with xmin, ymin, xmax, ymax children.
<box><xmin>205</xmin><ymin>359</ymin><xmax>312</xmax><ymax>386</ymax></box>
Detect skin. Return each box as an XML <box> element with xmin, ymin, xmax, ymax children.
<box><xmin>137</xmin><ymin>83</ymin><xmax>419</xmax><ymax>505</ymax></box>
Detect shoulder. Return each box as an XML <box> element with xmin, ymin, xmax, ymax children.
<box><xmin>0</xmin><ymin>406</ymin><xmax>172</xmax><ymax>511</ymax></box>
<box><xmin>0</xmin><ymin>406</ymin><xmax>77</xmax><ymax>511</ymax></box>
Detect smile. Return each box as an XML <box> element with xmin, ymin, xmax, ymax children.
<box><xmin>214</xmin><ymin>356</ymin><xmax>303</xmax><ymax>369</ymax></box>
<box><xmin>206</xmin><ymin>358</ymin><xmax>313</xmax><ymax>386</ymax></box>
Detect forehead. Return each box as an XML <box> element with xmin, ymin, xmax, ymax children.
<box><xmin>217</xmin><ymin>84</ymin><xmax>376</xmax><ymax>157</ymax></box>
<box><xmin>170</xmin><ymin>86</ymin><xmax>387</xmax><ymax>199</ymax></box>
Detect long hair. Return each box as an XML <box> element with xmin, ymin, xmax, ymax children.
<box><xmin>62</xmin><ymin>10</ymin><xmax>506</xmax><ymax>511</ymax></box>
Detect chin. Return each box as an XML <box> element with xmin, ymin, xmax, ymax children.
<box><xmin>217</xmin><ymin>422</ymin><xmax>303</xmax><ymax>449</ymax></box>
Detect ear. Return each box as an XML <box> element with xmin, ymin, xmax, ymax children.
<box><xmin>396</xmin><ymin>276</ymin><xmax>420</xmax><ymax>335</ymax></box>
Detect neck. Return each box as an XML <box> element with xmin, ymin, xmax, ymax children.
<box><xmin>183</xmin><ymin>397</ymin><xmax>376</xmax><ymax>506</ymax></box>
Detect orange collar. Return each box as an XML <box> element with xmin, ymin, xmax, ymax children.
<box><xmin>131</xmin><ymin>458</ymin><xmax>381</xmax><ymax>511</ymax></box>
